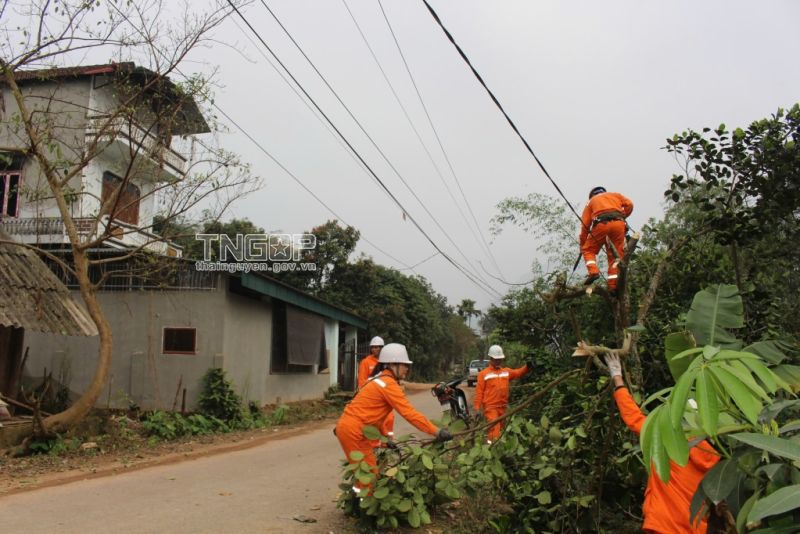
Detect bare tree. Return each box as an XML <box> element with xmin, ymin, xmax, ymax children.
<box><xmin>0</xmin><ymin>0</ymin><xmax>259</xmax><ymax>431</ymax></box>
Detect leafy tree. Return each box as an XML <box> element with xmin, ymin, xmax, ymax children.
<box><xmin>0</xmin><ymin>0</ymin><xmax>256</xmax><ymax>431</ymax></box>
<box><xmin>640</xmin><ymin>285</ymin><xmax>800</xmax><ymax>532</ymax></box>
<box><xmin>456</xmin><ymin>298</ymin><xmax>480</xmax><ymax>329</ymax></box>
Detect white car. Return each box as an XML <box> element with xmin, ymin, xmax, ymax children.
<box><xmin>467</xmin><ymin>359</ymin><xmax>489</xmax><ymax>387</ymax></box>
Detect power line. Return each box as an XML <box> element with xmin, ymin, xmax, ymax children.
<box><xmin>376</xmin><ymin>0</ymin><xmax>506</xmax><ymax>280</ymax></box>
<box><xmin>226</xmin><ymin>0</ymin><xmax>502</xmax><ymax>298</ymax></box>
<box><xmin>420</xmin><ymin>0</ymin><xmax>587</xmax><ymax>230</ymax></box>
<box><xmin>342</xmin><ymin>0</ymin><xmax>503</xmax><ymax>281</ymax></box>
<box><xmin>209</xmin><ymin>101</ymin><xmax>414</xmax><ymax>270</ymax></box>
<box><xmin>256</xmin><ymin>0</ymin><xmax>501</xmax><ymax>297</ymax></box>
<box><xmin>105</xmin><ymin>6</ymin><xmax>414</xmax><ymax>273</ymax></box>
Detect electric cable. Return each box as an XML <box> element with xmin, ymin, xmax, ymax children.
<box><xmin>227</xmin><ymin>0</ymin><xmax>502</xmax><ymax>298</ymax></box>
<box><xmin>106</xmin><ymin>4</ymin><xmax>417</xmax><ymax>273</ymax></box>
<box><xmin>343</xmin><ymin>0</ymin><xmax>503</xmax><ymax>280</ymax></box>
<box><xmin>420</xmin><ymin>0</ymin><xmax>586</xmax><ymax>229</ymax></box>
<box><xmin>376</xmin><ymin>0</ymin><xmax>506</xmax><ymax>279</ymax></box>
<box><xmin>209</xmin><ymin>101</ymin><xmax>414</xmax><ymax>270</ymax></box>
<box><xmin>257</xmin><ymin>0</ymin><xmax>500</xmax><ymax>297</ymax></box>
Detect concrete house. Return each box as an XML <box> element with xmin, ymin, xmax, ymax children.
<box><xmin>23</xmin><ymin>266</ymin><xmax>366</xmax><ymax>411</ymax></box>
<box><xmin>1</xmin><ymin>63</ymin><xmax>366</xmax><ymax>410</ymax></box>
<box><xmin>1</xmin><ymin>63</ymin><xmax>202</xmax><ymax>255</ymax></box>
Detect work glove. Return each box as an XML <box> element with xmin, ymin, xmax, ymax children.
<box><xmin>605</xmin><ymin>353</ymin><xmax>623</xmax><ymax>378</ymax></box>
<box><xmin>474</xmin><ymin>410</ymin><xmax>483</xmax><ymax>422</ymax></box>
<box><xmin>526</xmin><ymin>358</ymin><xmax>535</xmax><ymax>370</ymax></box>
<box><xmin>435</xmin><ymin>428</ymin><xmax>453</xmax><ymax>442</ymax></box>
<box><xmin>386</xmin><ymin>439</ymin><xmax>399</xmax><ymax>450</ymax></box>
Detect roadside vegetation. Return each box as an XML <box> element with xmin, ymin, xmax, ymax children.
<box><xmin>336</xmin><ymin>105</ymin><xmax>800</xmax><ymax>533</ymax></box>
<box><xmin>9</xmin><ymin>368</ymin><xmax>345</xmax><ymax>462</ymax></box>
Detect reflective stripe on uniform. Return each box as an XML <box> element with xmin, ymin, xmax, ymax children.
<box><xmin>483</xmin><ymin>372</ymin><xmax>509</xmax><ymax>381</ymax></box>
<box><xmin>585</xmin><ymin>260</ymin><xmax>597</xmax><ymax>265</ymax></box>
<box><xmin>608</xmin><ymin>275</ymin><xmax>618</xmax><ymax>280</ymax></box>
<box><xmin>373</xmin><ymin>378</ymin><xmax>387</xmax><ymax>388</ymax></box>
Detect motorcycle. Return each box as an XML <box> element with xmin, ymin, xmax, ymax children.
<box><xmin>431</xmin><ymin>376</ymin><xmax>471</xmax><ymax>426</ymax></box>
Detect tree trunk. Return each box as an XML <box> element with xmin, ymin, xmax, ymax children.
<box><xmin>43</xmin><ymin>250</ymin><xmax>112</xmax><ymax>432</ymax></box>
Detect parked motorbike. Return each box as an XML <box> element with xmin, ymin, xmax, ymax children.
<box><xmin>431</xmin><ymin>376</ymin><xmax>471</xmax><ymax>426</ymax></box>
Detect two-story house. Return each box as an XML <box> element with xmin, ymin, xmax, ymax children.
<box><xmin>1</xmin><ymin>62</ymin><xmax>206</xmax><ymax>255</ymax></box>
<box><xmin>1</xmin><ymin>63</ymin><xmax>366</xmax><ymax>411</ymax></box>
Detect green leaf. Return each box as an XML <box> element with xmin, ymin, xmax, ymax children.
<box><xmin>348</xmin><ymin>450</ymin><xmax>364</xmax><ymax>462</ymax></box>
<box><xmin>646</xmin><ymin>405</ymin><xmax>671</xmax><ymax>482</ymax></box>
<box><xmin>697</xmin><ymin>369</ymin><xmax>720</xmax><ymax>436</ymax></box>
<box><xmin>702</xmin><ymin>459</ymin><xmax>739</xmax><ymax>504</ymax></box>
<box><xmin>741</xmin><ymin>358</ymin><xmax>781</xmax><ymax>393</ymax></box>
<box><xmin>397</xmin><ymin>499</ymin><xmax>412</xmax><ymax>512</ymax></box>
<box><xmin>744</xmin><ymin>340</ymin><xmax>789</xmax><ymax>365</ymax></box>
<box><xmin>736</xmin><ymin>490</ymin><xmax>760</xmax><ymax>533</ymax></box>
<box><xmin>362</xmin><ymin>425</ymin><xmax>381</xmax><ymax>440</ymax></box>
<box><xmin>747</xmin><ymin>484</ymin><xmax>800</xmax><ymax>524</ymax></box>
<box><xmin>421</xmin><ymin>454</ymin><xmax>433</xmax><ymax>470</ymax></box>
<box><xmin>641</xmin><ymin>404</ymin><xmax>658</xmax><ymax>470</ymax></box>
<box><xmin>729</xmin><ymin>433</ymin><xmax>800</xmax><ymax>461</ymax></box>
<box><xmin>709</xmin><ymin>366</ymin><xmax>763</xmax><ymax>425</ymax></box>
<box><xmin>689</xmin><ymin>481</ymin><xmax>710</xmax><ymax>526</ymax></box>
<box><xmin>538</xmin><ymin>466</ymin><xmax>557</xmax><ymax>480</ymax></box>
<box><xmin>659</xmin><ymin>402</ymin><xmax>689</xmax><ymax>466</ymax></box>
<box><xmin>372</xmin><ymin>486</ymin><xmax>389</xmax><ymax>499</ymax></box>
<box><xmin>771</xmin><ymin>365</ymin><xmax>800</xmax><ymax>393</ymax></box>
<box><xmin>665</xmin><ymin>331</ymin><xmax>697</xmax><ymax>381</ymax></box>
<box><xmin>686</xmin><ymin>285</ymin><xmax>744</xmax><ymax>349</ymax></box>
<box><xmin>723</xmin><ymin>360</ymin><xmax>772</xmax><ymax>402</ymax></box>
<box><xmin>671</xmin><ymin>367</ymin><xmax>699</xmax><ymax>427</ymax></box>
<box><xmin>407</xmin><ymin>507</ymin><xmax>420</xmax><ymax>528</ymax></box>
<box><xmin>536</xmin><ymin>491</ymin><xmax>552</xmax><ymax>505</ymax></box>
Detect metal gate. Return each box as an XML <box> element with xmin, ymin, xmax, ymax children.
<box><xmin>337</xmin><ymin>339</ymin><xmax>369</xmax><ymax>392</ymax></box>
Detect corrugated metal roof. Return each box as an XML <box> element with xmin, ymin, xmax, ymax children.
<box><xmin>0</xmin><ymin>231</ymin><xmax>97</xmax><ymax>336</ymax></box>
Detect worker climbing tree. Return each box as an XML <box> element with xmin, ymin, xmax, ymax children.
<box><xmin>579</xmin><ymin>186</ymin><xmax>634</xmax><ymax>293</ymax></box>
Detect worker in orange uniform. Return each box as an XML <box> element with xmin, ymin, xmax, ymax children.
<box><xmin>605</xmin><ymin>353</ymin><xmax>719</xmax><ymax>534</ymax></box>
<box><xmin>474</xmin><ymin>345</ymin><xmax>533</xmax><ymax>443</ymax></box>
<box><xmin>336</xmin><ymin>343</ymin><xmax>452</xmax><ymax>495</ymax></box>
<box><xmin>357</xmin><ymin>336</ymin><xmax>395</xmax><ymax>441</ymax></box>
<box><xmin>579</xmin><ymin>186</ymin><xmax>633</xmax><ymax>292</ymax></box>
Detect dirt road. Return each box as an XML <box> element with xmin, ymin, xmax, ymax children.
<box><xmin>0</xmin><ymin>386</ymin><xmax>452</xmax><ymax>533</ymax></box>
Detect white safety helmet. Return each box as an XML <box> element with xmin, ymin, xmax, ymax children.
<box><xmin>487</xmin><ymin>345</ymin><xmax>505</xmax><ymax>359</ymax></box>
<box><xmin>378</xmin><ymin>343</ymin><xmax>413</xmax><ymax>364</ymax></box>
<box><xmin>369</xmin><ymin>336</ymin><xmax>385</xmax><ymax>347</ymax></box>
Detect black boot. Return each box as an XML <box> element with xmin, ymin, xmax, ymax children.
<box><xmin>583</xmin><ymin>273</ymin><xmax>600</xmax><ymax>286</ymax></box>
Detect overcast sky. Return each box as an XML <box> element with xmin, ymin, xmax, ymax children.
<box><xmin>37</xmin><ymin>0</ymin><xmax>800</xmax><ymax>312</ymax></box>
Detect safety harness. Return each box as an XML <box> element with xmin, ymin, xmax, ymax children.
<box><xmin>591</xmin><ymin>210</ymin><xmax>625</xmax><ymax>228</ymax></box>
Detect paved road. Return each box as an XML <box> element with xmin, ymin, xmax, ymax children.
<box><xmin>0</xmin><ymin>386</ymin><xmax>452</xmax><ymax>534</ymax></box>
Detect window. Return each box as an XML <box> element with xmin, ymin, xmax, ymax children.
<box><xmin>270</xmin><ymin>302</ymin><xmax>325</xmax><ymax>374</ymax></box>
<box><xmin>101</xmin><ymin>172</ymin><xmax>140</xmax><ymax>225</ymax></box>
<box><xmin>163</xmin><ymin>327</ymin><xmax>197</xmax><ymax>354</ymax></box>
<box><xmin>0</xmin><ymin>172</ymin><xmax>22</xmax><ymax>217</ymax></box>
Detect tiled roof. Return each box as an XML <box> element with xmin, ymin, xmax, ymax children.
<box><xmin>0</xmin><ymin>231</ymin><xmax>97</xmax><ymax>336</ymax></box>
<box><xmin>12</xmin><ymin>63</ymin><xmax>134</xmax><ymax>82</ymax></box>
<box><xmin>9</xmin><ymin>62</ymin><xmax>210</xmax><ymax>135</ymax></box>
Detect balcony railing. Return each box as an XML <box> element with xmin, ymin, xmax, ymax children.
<box><xmin>2</xmin><ymin>216</ymin><xmax>182</xmax><ymax>257</ymax></box>
<box><xmin>86</xmin><ymin>114</ymin><xmax>187</xmax><ymax>175</ymax></box>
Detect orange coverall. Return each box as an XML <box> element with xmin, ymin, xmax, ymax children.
<box><xmin>474</xmin><ymin>364</ymin><xmax>529</xmax><ymax>441</ymax></box>
<box><xmin>336</xmin><ymin>370</ymin><xmax>439</xmax><ymax>493</ymax></box>
<box><xmin>579</xmin><ymin>192</ymin><xmax>633</xmax><ymax>290</ymax></box>
<box><xmin>357</xmin><ymin>354</ymin><xmax>395</xmax><ymax>437</ymax></box>
<box><xmin>614</xmin><ymin>387</ymin><xmax>719</xmax><ymax>534</ymax></box>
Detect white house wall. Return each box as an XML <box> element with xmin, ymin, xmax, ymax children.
<box><xmin>221</xmin><ymin>290</ymin><xmax>271</xmax><ymax>405</ymax></box>
<box><xmin>24</xmin><ymin>287</ymin><xmax>226</xmax><ymax>411</ymax></box>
